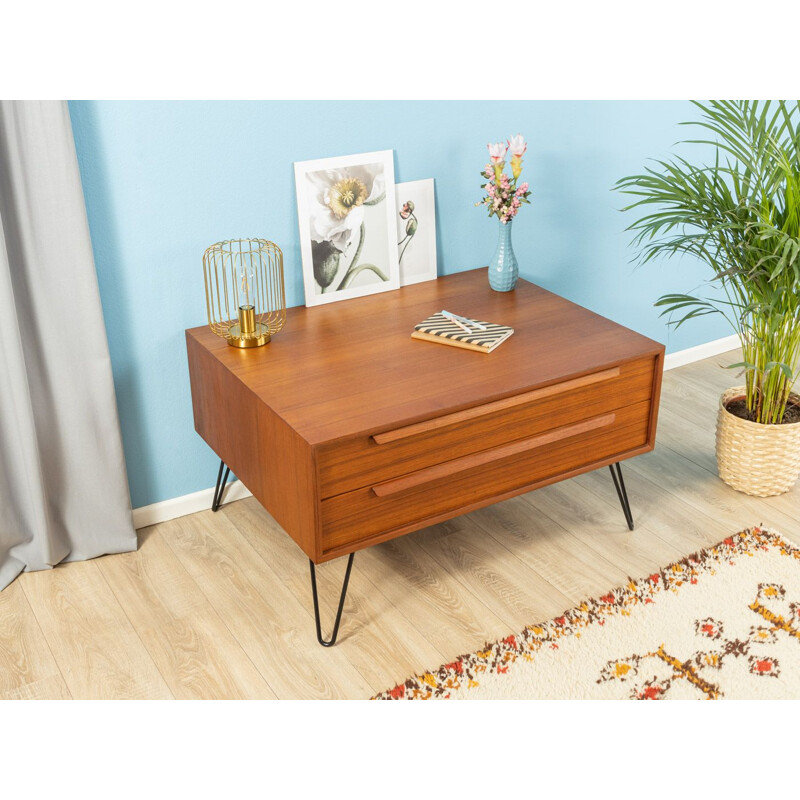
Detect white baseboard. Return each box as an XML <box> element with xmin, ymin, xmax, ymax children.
<box><xmin>132</xmin><ymin>480</ymin><xmax>252</xmax><ymax>530</ymax></box>
<box><xmin>663</xmin><ymin>334</ymin><xmax>739</xmax><ymax>371</ymax></box>
<box><xmin>131</xmin><ymin>334</ymin><xmax>741</xmax><ymax>530</ymax></box>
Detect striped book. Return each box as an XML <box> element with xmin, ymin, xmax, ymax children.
<box><xmin>411</xmin><ymin>312</ymin><xmax>514</xmax><ymax>353</ymax></box>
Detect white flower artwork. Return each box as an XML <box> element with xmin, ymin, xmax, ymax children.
<box><xmin>294</xmin><ymin>150</ymin><xmax>400</xmax><ymax>306</ymax></box>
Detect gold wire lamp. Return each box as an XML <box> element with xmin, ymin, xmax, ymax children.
<box><xmin>203</xmin><ymin>239</ymin><xmax>286</xmax><ymax>348</ymax></box>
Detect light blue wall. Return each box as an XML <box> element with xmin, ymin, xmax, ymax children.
<box><xmin>69</xmin><ymin>101</ymin><xmax>730</xmax><ymax>509</ymax></box>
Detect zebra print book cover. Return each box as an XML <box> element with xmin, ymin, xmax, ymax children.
<box><xmin>411</xmin><ymin>312</ymin><xmax>514</xmax><ymax>353</ymax></box>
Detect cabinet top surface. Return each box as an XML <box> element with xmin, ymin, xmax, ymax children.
<box><xmin>186</xmin><ymin>268</ymin><xmax>663</xmax><ymax>444</ymax></box>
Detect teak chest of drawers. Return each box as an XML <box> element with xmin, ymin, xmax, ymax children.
<box><xmin>186</xmin><ymin>268</ymin><xmax>665</xmax><ymax>645</ymax></box>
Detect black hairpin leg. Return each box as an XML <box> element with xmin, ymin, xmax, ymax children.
<box><xmin>212</xmin><ymin>459</ymin><xmax>231</xmax><ymax>512</ymax></box>
<box><xmin>609</xmin><ymin>462</ymin><xmax>634</xmax><ymax>530</ymax></box>
<box><xmin>309</xmin><ymin>553</ymin><xmax>355</xmax><ymax>647</ymax></box>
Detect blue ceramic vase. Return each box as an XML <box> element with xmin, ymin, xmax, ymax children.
<box><xmin>488</xmin><ymin>218</ymin><xmax>518</xmax><ymax>292</ymax></box>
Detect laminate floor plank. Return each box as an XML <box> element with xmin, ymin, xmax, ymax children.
<box><xmin>308</xmin><ymin>563</ymin><xmax>450</xmax><ymax>694</ymax></box>
<box><xmin>355</xmin><ymin>531</ymin><xmax>516</xmax><ymax>664</ymax></box>
<box><xmin>519</xmin><ymin>479</ymin><xmax>689</xmax><ymax>579</ymax></box>
<box><xmin>626</xmin><ymin>441</ymin><xmax>800</xmax><ymax>540</ymax></box>
<box><xmin>20</xmin><ymin>561</ymin><xmax>172</xmax><ymax>700</ymax></box>
<box><xmin>0</xmin><ymin>580</ymin><xmax>69</xmax><ymax>699</ymax></box>
<box><xmin>168</xmin><ymin>507</ymin><xmax>374</xmax><ymax>699</ymax></box>
<box><xmin>672</xmin><ymin>350</ymin><xmax>744</xmax><ymax>391</ymax></box>
<box><xmin>3</xmin><ymin>674</ymin><xmax>72</xmax><ymax>700</ymax></box>
<box><xmin>414</xmin><ymin>514</ymin><xmax>574</xmax><ymax>630</ymax></box>
<box><xmin>573</xmin><ymin>457</ymin><xmax>734</xmax><ymax>553</ymax></box>
<box><xmin>220</xmin><ymin>498</ymin><xmax>459</xmax><ymax>694</ymax></box>
<box><xmin>469</xmin><ymin>495</ymin><xmax>635</xmax><ymax>603</ymax></box>
<box><xmin>98</xmin><ymin>526</ymin><xmax>276</xmax><ymax>700</ymax></box>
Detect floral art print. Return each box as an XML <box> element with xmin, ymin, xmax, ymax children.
<box><xmin>395</xmin><ymin>178</ymin><xmax>438</xmax><ymax>286</ymax></box>
<box><xmin>294</xmin><ymin>150</ymin><xmax>400</xmax><ymax>306</ymax></box>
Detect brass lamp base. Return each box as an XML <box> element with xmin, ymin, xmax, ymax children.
<box><xmin>226</xmin><ymin>305</ymin><xmax>271</xmax><ymax>347</ymax></box>
<box><xmin>226</xmin><ymin>322</ymin><xmax>271</xmax><ymax>348</ymax></box>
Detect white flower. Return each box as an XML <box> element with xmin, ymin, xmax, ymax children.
<box><xmin>306</xmin><ymin>163</ymin><xmax>385</xmax><ymax>253</ymax></box>
<box><xmin>487</xmin><ymin>141</ymin><xmax>507</xmax><ymax>163</ymax></box>
<box><xmin>507</xmin><ymin>133</ymin><xmax>527</xmax><ymax>157</ymax></box>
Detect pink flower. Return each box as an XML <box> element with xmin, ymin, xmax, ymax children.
<box><xmin>487</xmin><ymin>141</ymin><xmax>507</xmax><ymax>163</ymax></box>
<box><xmin>517</xmin><ymin>182</ymin><xmax>529</xmax><ymax>194</ymax></box>
<box><xmin>507</xmin><ymin>133</ymin><xmax>527</xmax><ymax>157</ymax></box>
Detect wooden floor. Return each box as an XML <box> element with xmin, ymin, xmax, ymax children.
<box><xmin>2</xmin><ymin>349</ymin><xmax>799</xmax><ymax>700</ymax></box>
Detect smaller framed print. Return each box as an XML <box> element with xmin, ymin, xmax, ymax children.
<box><xmin>294</xmin><ymin>149</ymin><xmax>400</xmax><ymax>307</ymax></box>
<box><xmin>395</xmin><ymin>178</ymin><xmax>438</xmax><ymax>286</ymax></box>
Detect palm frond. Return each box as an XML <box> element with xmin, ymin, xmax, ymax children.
<box><xmin>617</xmin><ymin>100</ymin><xmax>800</xmax><ymax>423</ymax></box>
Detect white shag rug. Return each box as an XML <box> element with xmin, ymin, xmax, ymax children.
<box><xmin>375</xmin><ymin>527</ymin><xmax>800</xmax><ymax>700</ymax></box>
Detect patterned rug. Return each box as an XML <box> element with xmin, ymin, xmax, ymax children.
<box><xmin>374</xmin><ymin>527</ymin><xmax>800</xmax><ymax>700</ymax></box>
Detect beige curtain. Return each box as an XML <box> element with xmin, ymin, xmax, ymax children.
<box><xmin>0</xmin><ymin>100</ymin><xmax>136</xmax><ymax>590</ymax></box>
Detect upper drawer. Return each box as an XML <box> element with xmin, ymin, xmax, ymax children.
<box><xmin>316</xmin><ymin>355</ymin><xmax>656</xmax><ymax>497</ymax></box>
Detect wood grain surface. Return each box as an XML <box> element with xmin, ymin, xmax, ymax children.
<box><xmin>217</xmin><ymin>498</ymin><xmax>446</xmax><ymax>695</ymax></box>
<box><xmin>97</xmin><ymin>527</ymin><xmax>276</xmax><ymax>700</ymax></box>
<box><xmin>0</xmin><ymin>581</ymin><xmax>69</xmax><ymax>699</ymax></box>
<box><xmin>187</xmin><ymin>334</ymin><xmax>318</xmax><ymax>557</ymax></box>
<box><xmin>370</xmin><ymin>367</ymin><xmax>622</xmax><ymax>444</ymax></box>
<box><xmin>21</xmin><ymin>560</ymin><xmax>172</xmax><ymax>700</ymax></box>
<box><xmin>185</xmin><ymin>269</ymin><xmax>663</xmax><ymax>444</ymax></box>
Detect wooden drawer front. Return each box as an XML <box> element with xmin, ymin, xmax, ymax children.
<box><xmin>317</xmin><ymin>356</ymin><xmax>655</xmax><ymax>498</ymax></box>
<box><xmin>320</xmin><ymin>399</ymin><xmax>651</xmax><ymax>552</ymax></box>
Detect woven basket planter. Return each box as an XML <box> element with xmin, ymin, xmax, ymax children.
<box><xmin>716</xmin><ymin>386</ymin><xmax>800</xmax><ymax>497</ymax></box>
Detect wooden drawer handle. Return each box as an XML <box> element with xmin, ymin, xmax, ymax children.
<box><xmin>371</xmin><ymin>367</ymin><xmax>620</xmax><ymax>445</ymax></box>
<box><xmin>371</xmin><ymin>412</ymin><xmax>616</xmax><ymax>497</ymax></box>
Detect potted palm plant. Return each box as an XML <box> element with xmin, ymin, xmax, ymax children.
<box><xmin>617</xmin><ymin>100</ymin><xmax>800</xmax><ymax>497</ymax></box>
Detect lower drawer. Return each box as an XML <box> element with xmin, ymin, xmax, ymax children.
<box><xmin>320</xmin><ymin>399</ymin><xmax>651</xmax><ymax>552</ymax></box>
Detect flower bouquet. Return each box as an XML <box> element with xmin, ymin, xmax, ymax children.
<box><xmin>477</xmin><ymin>134</ymin><xmax>531</xmax><ymax>223</ymax></box>
<box><xmin>477</xmin><ymin>134</ymin><xmax>532</xmax><ymax>291</ymax></box>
